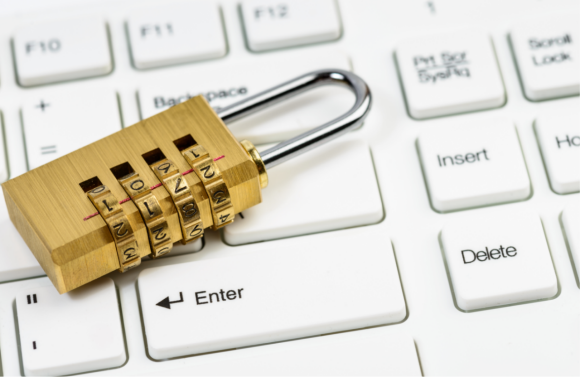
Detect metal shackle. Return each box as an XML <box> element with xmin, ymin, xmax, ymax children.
<box><xmin>217</xmin><ymin>69</ymin><xmax>373</xmax><ymax>170</ymax></box>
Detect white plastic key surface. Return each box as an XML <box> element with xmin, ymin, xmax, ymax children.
<box><xmin>138</xmin><ymin>226</ymin><xmax>406</xmax><ymax>359</ymax></box>
<box><xmin>16</xmin><ymin>278</ymin><xmax>126</xmax><ymax>376</ymax></box>
<box><xmin>441</xmin><ymin>210</ymin><xmax>558</xmax><ymax>311</ymax></box>
<box><xmin>535</xmin><ymin>110</ymin><xmax>580</xmax><ymax>194</ymax></box>
<box><xmin>510</xmin><ymin>14</ymin><xmax>580</xmax><ymax>101</ymax></box>
<box><xmin>240</xmin><ymin>0</ymin><xmax>341</xmax><ymax>51</ymax></box>
<box><xmin>562</xmin><ymin>205</ymin><xmax>580</xmax><ymax>284</ymax></box>
<box><xmin>224</xmin><ymin>138</ymin><xmax>382</xmax><ymax>245</ymax></box>
<box><xmin>0</xmin><ymin>188</ymin><xmax>43</xmax><ymax>283</ymax></box>
<box><xmin>396</xmin><ymin>30</ymin><xmax>505</xmax><ymax>119</ymax></box>
<box><xmin>138</xmin><ymin>51</ymin><xmax>353</xmax><ymax>145</ymax></box>
<box><xmin>142</xmin><ymin>329</ymin><xmax>421</xmax><ymax>376</ymax></box>
<box><xmin>418</xmin><ymin>118</ymin><xmax>530</xmax><ymax>212</ymax></box>
<box><xmin>0</xmin><ymin>113</ymin><xmax>8</xmax><ymax>183</ymax></box>
<box><xmin>127</xmin><ymin>1</ymin><xmax>226</xmax><ymax>69</ymax></box>
<box><xmin>13</xmin><ymin>17</ymin><xmax>112</xmax><ymax>86</ymax></box>
<box><xmin>21</xmin><ymin>88</ymin><xmax>122</xmax><ymax>169</ymax></box>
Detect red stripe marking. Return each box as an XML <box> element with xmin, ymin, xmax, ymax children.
<box><xmin>83</xmin><ymin>212</ymin><xmax>99</xmax><ymax>221</ymax></box>
<box><xmin>84</xmin><ymin>155</ymin><xmax>226</xmax><ymax>220</ymax></box>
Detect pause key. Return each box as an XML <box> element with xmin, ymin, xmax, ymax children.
<box><xmin>27</xmin><ymin>294</ymin><xmax>37</xmax><ymax>304</ymax></box>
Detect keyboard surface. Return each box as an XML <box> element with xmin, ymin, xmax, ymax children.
<box><xmin>0</xmin><ymin>0</ymin><xmax>579</xmax><ymax>375</ymax></box>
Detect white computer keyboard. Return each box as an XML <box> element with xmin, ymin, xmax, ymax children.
<box><xmin>0</xmin><ymin>0</ymin><xmax>579</xmax><ymax>375</ymax></box>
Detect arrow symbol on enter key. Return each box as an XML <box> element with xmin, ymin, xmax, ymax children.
<box><xmin>156</xmin><ymin>292</ymin><xmax>184</xmax><ymax>309</ymax></box>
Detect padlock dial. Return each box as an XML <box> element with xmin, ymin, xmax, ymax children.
<box><xmin>114</xmin><ymin>166</ymin><xmax>175</xmax><ymax>259</ymax></box>
<box><xmin>85</xmin><ymin>183</ymin><xmax>143</xmax><ymax>272</ymax></box>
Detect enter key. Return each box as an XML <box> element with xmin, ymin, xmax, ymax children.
<box><xmin>138</xmin><ymin>226</ymin><xmax>406</xmax><ymax>360</ymax></box>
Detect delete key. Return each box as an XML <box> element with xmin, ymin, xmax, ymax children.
<box><xmin>441</xmin><ymin>210</ymin><xmax>558</xmax><ymax>312</ymax></box>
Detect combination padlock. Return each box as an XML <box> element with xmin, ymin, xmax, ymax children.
<box><xmin>2</xmin><ymin>69</ymin><xmax>371</xmax><ymax>293</ymax></box>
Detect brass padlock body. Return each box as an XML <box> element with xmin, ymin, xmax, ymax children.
<box><xmin>2</xmin><ymin>96</ymin><xmax>262</xmax><ymax>293</ymax></box>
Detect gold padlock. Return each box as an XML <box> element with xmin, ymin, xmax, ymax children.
<box><xmin>1</xmin><ymin>69</ymin><xmax>371</xmax><ymax>293</ymax></box>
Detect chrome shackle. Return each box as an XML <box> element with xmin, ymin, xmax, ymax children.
<box><xmin>217</xmin><ymin>69</ymin><xmax>373</xmax><ymax>170</ymax></box>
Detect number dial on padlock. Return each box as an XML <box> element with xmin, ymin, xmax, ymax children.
<box><xmin>181</xmin><ymin>145</ymin><xmax>234</xmax><ymax>230</ymax></box>
<box><xmin>2</xmin><ymin>96</ymin><xmax>262</xmax><ymax>293</ymax></box>
<box><xmin>86</xmin><ymin>184</ymin><xmax>142</xmax><ymax>272</ymax></box>
<box><xmin>149</xmin><ymin>158</ymin><xmax>203</xmax><ymax>244</ymax></box>
<box><xmin>118</xmin><ymin>172</ymin><xmax>173</xmax><ymax>258</ymax></box>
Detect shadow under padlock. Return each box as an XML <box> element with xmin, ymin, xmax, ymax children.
<box><xmin>2</xmin><ymin>68</ymin><xmax>371</xmax><ymax>293</ymax></box>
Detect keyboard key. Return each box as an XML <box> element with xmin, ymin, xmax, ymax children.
<box><xmin>562</xmin><ymin>205</ymin><xmax>580</xmax><ymax>285</ymax></box>
<box><xmin>16</xmin><ymin>278</ymin><xmax>126</xmax><ymax>376</ymax></box>
<box><xmin>417</xmin><ymin>118</ymin><xmax>530</xmax><ymax>212</ymax></box>
<box><xmin>138</xmin><ymin>51</ymin><xmax>353</xmax><ymax>144</ymax></box>
<box><xmin>241</xmin><ymin>0</ymin><xmax>341</xmax><ymax>51</ymax></box>
<box><xmin>534</xmin><ymin>110</ymin><xmax>580</xmax><ymax>194</ymax></box>
<box><xmin>0</xmin><ymin>113</ymin><xmax>8</xmax><ymax>183</ymax></box>
<box><xmin>441</xmin><ymin>210</ymin><xmax>558</xmax><ymax>311</ymax></box>
<box><xmin>396</xmin><ymin>30</ymin><xmax>506</xmax><ymax>119</ymax></box>
<box><xmin>510</xmin><ymin>14</ymin><xmax>579</xmax><ymax>101</ymax></box>
<box><xmin>13</xmin><ymin>17</ymin><xmax>112</xmax><ymax>86</ymax></box>
<box><xmin>21</xmin><ymin>89</ymin><xmax>122</xmax><ymax>169</ymax></box>
<box><xmin>0</xmin><ymin>188</ymin><xmax>44</xmax><ymax>283</ymax></box>
<box><xmin>224</xmin><ymin>138</ymin><xmax>382</xmax><ymax>245</ymax></box>
<box><xmin>127</xmin><ymin>1</ymin><xmax>226</xmax><ymax>69</ymax></box>
<box><xmin>138</xmin><ymin>226</ymin><xmax>406</xmax><ymax>359</ymax></box>
<box><xmin>144</xmin><ymin>330</ymin><xmax>421</xmax><ymax>376</ymax></box>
